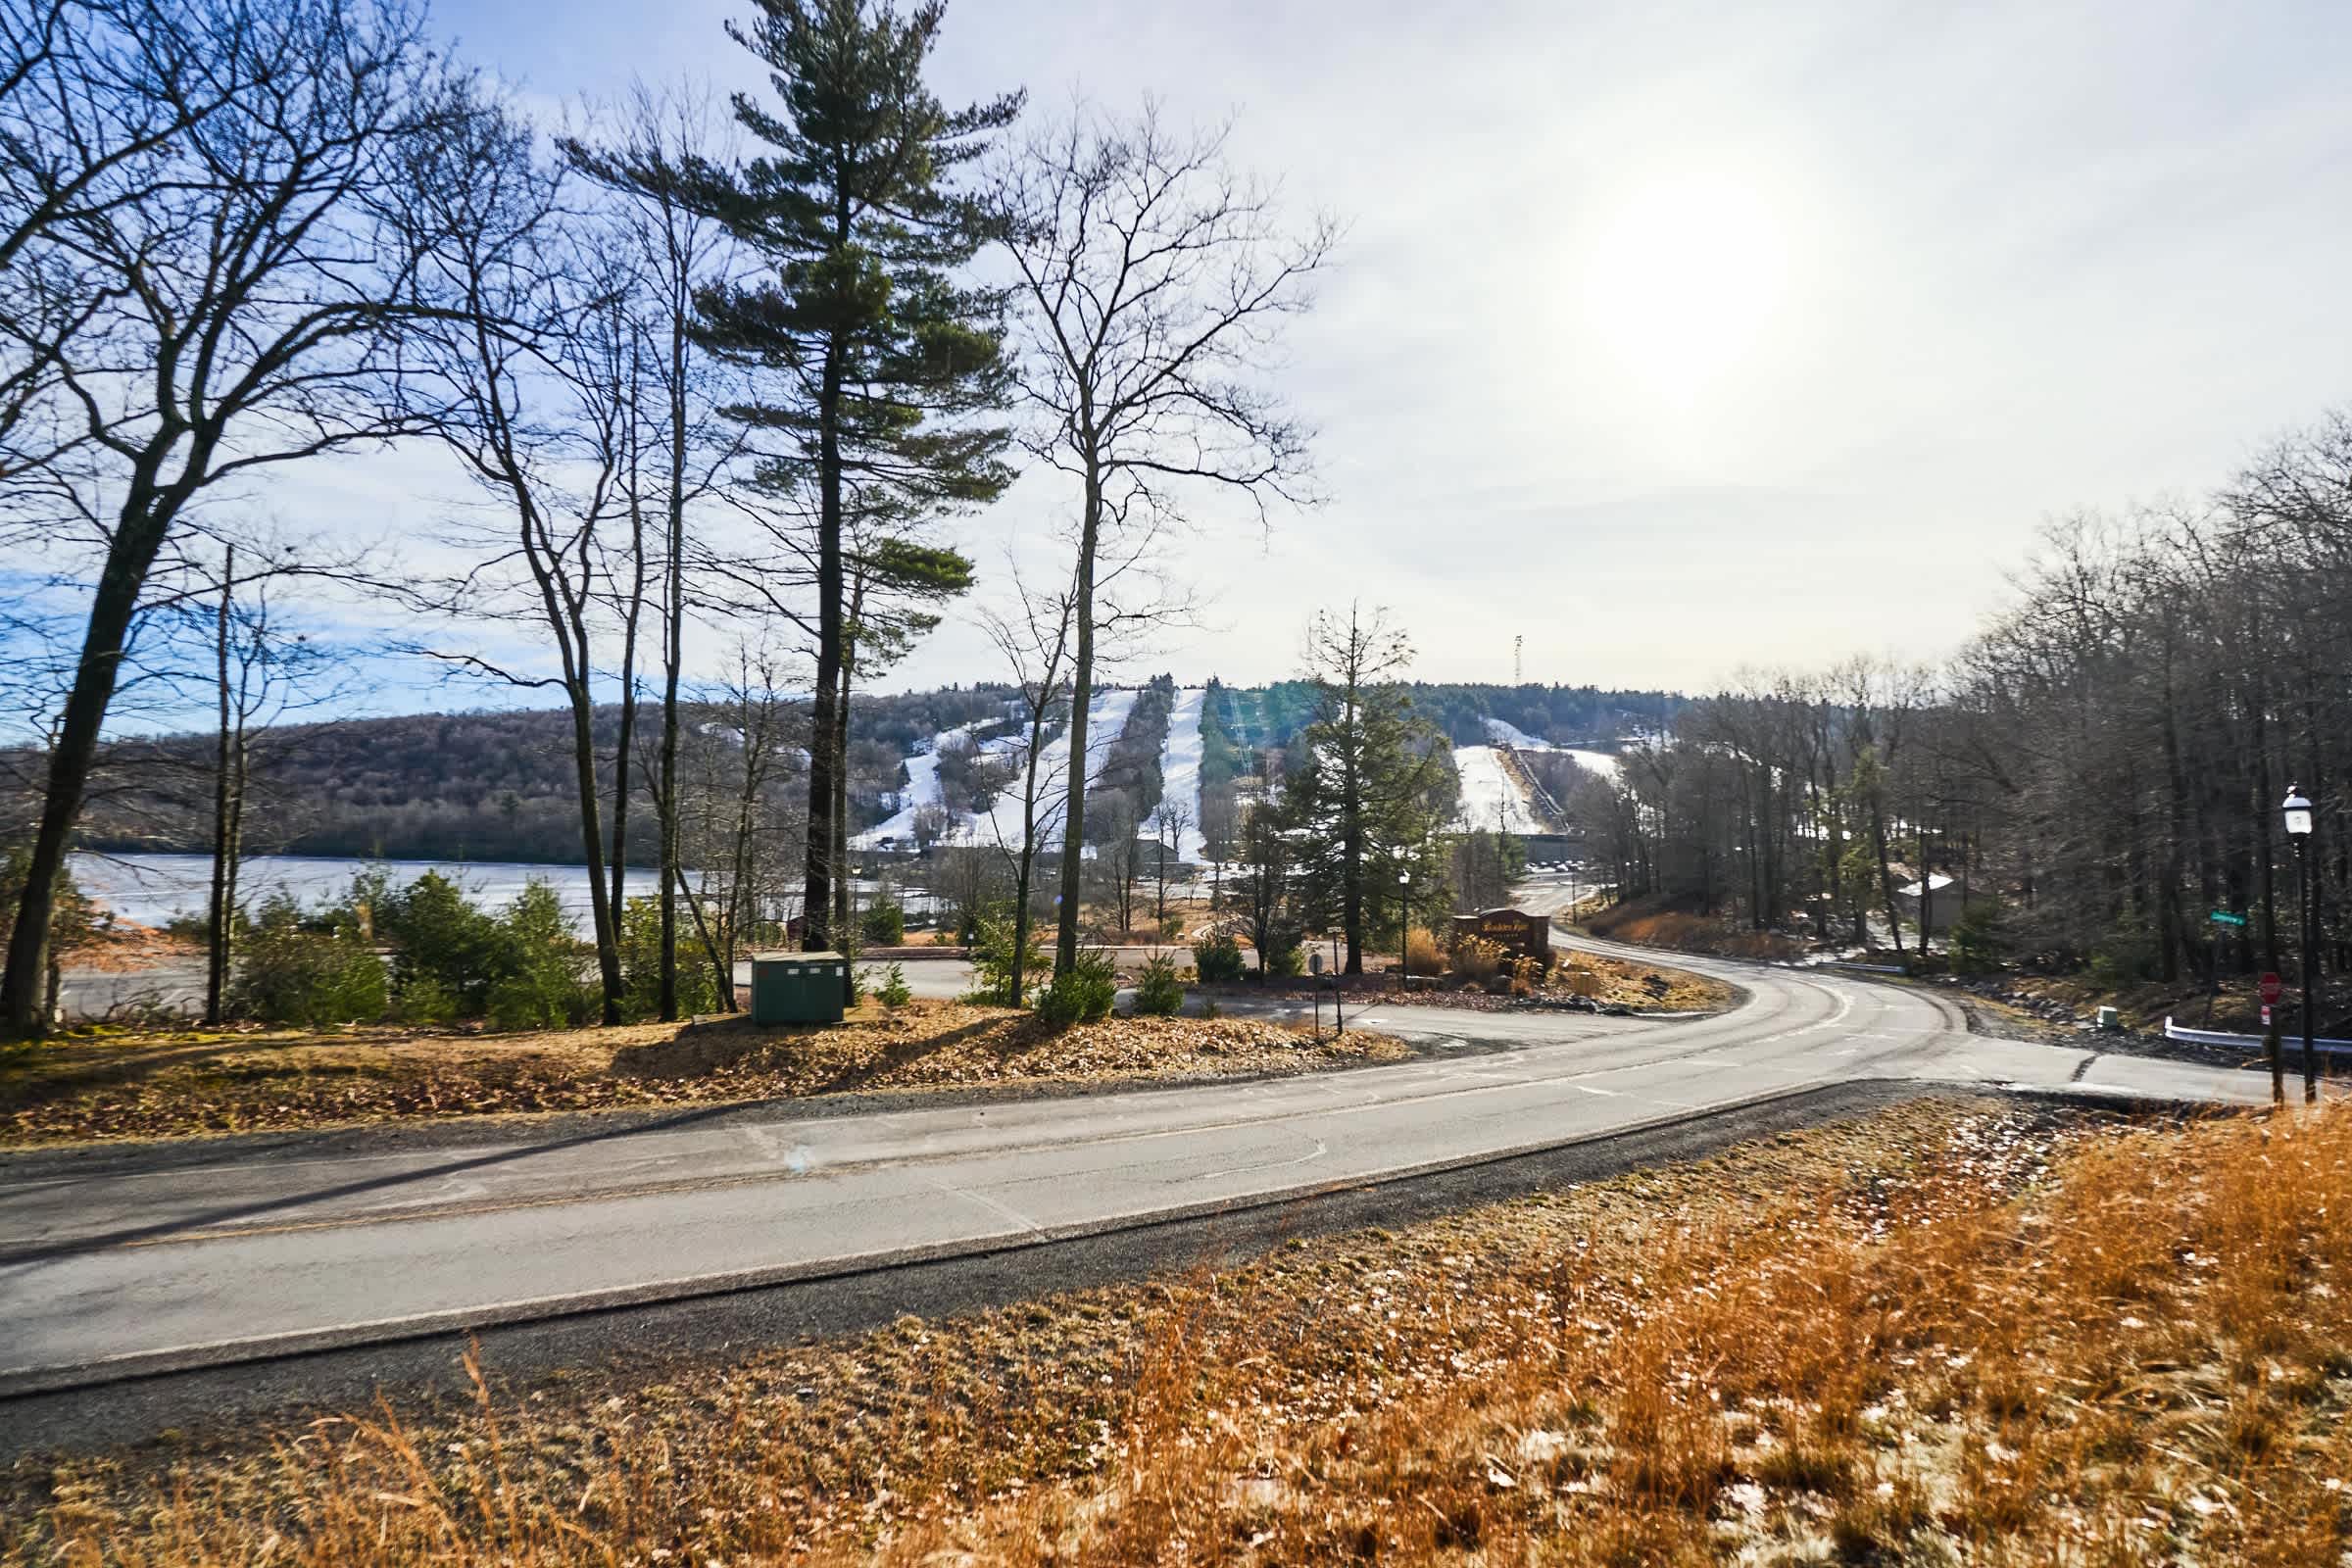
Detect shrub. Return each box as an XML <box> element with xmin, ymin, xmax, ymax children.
<box><xmin>966</xmin><ymin>910</ymin><xmax>1048</xmax><ymax>1005</ymax></box>
<box><xmin>377</xmin><ymin>870</ymin><xmax>506</xmax><ymax>1013</ymax></box>
<box><xmin>390</xmin><ymin>974</ymin><xmax>459</xmax><ymax>1026</ymax></box>
<box><xmin>868</xmin><ymin>961</ymin><xmax>913</xmax><ymax>1008</ymax></box>
<box><xmin>1266</xmin><ymin>941</ymin><xmax>1305</xmax><ymax>979</ymax></box>
<box><xmin>1950</xmin><ymin>898</ymin><xmax>2008</xmax><ymax>974</ymax></box>
<box><xmin>484</xmin><ymin>882</ymin><xmax>596</xmax><ymax>1031</ymax></box>
<box><xmin>616</xmin><ymin>895</ymin><xmax>719</xmax><ymax>1021</ymax></box>
<box><xmin>229</xmin><ymin>893</ymin><xmax>386</xmax><ymax>1026</ymax></box>
<box><xmin>1036</xmin><ymin>949</ymin><xmax>1117</xmax><ymax>1028</ymax></box>
<box><xmin>1133</xmin><ymin>952</ymin><xmax>1185</xmax><ymax>1016</ymax></box>
<box><xmin>1158</xmin><ymin>912</ymin><xmax>1184</xmax><ymax>940</ymax></box>
<box><xmin>1509</xmin><ymin>956</ymin><xmax>1544</xmax><ymax>996</ymax></box>
<box><xmin>1456</xmin><ymin>935</ymin><xmax>1509</xmax><ymax>984</ymax></box>
<box><xmin>2088</xmin><ymin>916</ymin><xmax>2158</xmax><ymax>990</ymax></box>
<box><xmin>1193</xmin><ymin>932</ymin><xmax>1247</xmax><ymax>984</ymax></box>
<box><xmin>861</xmin><ymin>895</ymin><xmax>906</xmax><ymax>948</ymax></box>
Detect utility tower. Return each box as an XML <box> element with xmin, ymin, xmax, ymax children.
<box><xmin>1513</xmin><ymin>634</ymin><xmax>1523</xmax><ymax>684</ymax></box>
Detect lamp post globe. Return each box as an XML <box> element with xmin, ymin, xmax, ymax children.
<box><xmin>2284</xmin><ymin>787</ymin><xmax>2315</xmax><ymax>840</ymax></box>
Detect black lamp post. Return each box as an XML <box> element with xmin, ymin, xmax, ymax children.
<box><xmin>2284</xmin><ymin>785</ymin><xmax>2318</xmax><ymax>1104</ymax></box>
<box><xmin>1396</xmin><ymin>869</ymin><xmax>1411</xmax><ymax>990</ymax></box>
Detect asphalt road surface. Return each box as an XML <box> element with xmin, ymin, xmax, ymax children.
<box><xmin>2</xmin><ymin>890</ymin><xmax>2273</xmax><ymax>1436</ymax></box>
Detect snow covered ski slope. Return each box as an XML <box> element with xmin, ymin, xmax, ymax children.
<box><xmin>1481</xmin><ymin>716</ymin><xmax>1621</xmax><ymax>779</ymax></box>
<box><xmin>1451</xmin><ymin>745</ymin><xmax>1545</xmax><ymax>833</ymax></box>
<box><xmin>1145</xmin><ymin>686</ymin><xmax>1208</xmax><ymax>862</ymax></box>
<box><xmin>973</xmin><ymin>686</ymin><xmax>1138</xmax><ymax>852</ymax></box>
<box><xmin>851</xmin><ymin>722</ymin><xmax>976</xmax><ymax>850</ymax></box>
<box><xmin>852</xmin><ymin>688</ymin><xmax>1141</xmax><ymax>854</ymax></box>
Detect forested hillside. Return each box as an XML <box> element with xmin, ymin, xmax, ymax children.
<box><xmin>45</xmin><ymin>678</ymin><xmax>1669</xmax><ymax>865</ymax></box>
<box><xmin>57</xmin><ymin>687</ymin><xmax>1018</xmax><ymax>865</ymax></box>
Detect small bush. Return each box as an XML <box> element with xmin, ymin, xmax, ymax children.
<box><xmin>869</xmin><ymin>961</ymin><xmax>913</xmax><ymax>1008</ymax></box>
<box><xmin>1509</xmin><ymin>956</ymin><xmax>1544</xmax><ymax>996</ymax></box>
<box><xmin>861</xmin><ymin>896</ymin><xmax>906</xmax><ymax>948</ymax></box>
<box><xmin>1036</xmin><ymin>949</ymin><xmax>1117</xmax><ymax>1027</ymax></box>
<box><xmin>1266</xmin><ymin>941</ymin><xmax>1305</xmax><ymax>979</ymax></box>
<box><xmin>2088</xmin><ymin>917</ymin><xmax>2158</xmax><ymax>989</ymax></box>
<box><xmin>1133</xmin><ymin>952</ymin><xmax>1185</xmax><ymax>1016</ymax></box>
<box><xmin>390</xmin><ymin>974</ymin><xmax>459</xmax><ymax>1026</ymax></box>
<box><xmin>967</xmin><ymin>910</ymin><xmax>1047</xmax><ymax>1005</ymax></box>
<box><xmin>1403</xmin><ymin>928</ymin><xmax>1446</xmax><ymax>977</ymax></box>
<box><xmin>1950</xmin><ymin>898</ymin><xmax>2008</xmax><ymax>974</ymax></box>
<box><xmin>1193</xmin><ymin>932</ymin><xmax>1247</xmax><ymax>984</ymax></box>
<box><xmin>377</xmin><ymin>870</ymin><xmax>507</xmax><ymax>1014</ymax></box>
<box><xmin>229</xmin><ymin>894</ymin><xmax>386</xmax><ymax>1026</ymax></box>
<box><xmin>616</xmin><ymin>895</ymin><xmax>719</xmax><ymax>1021</ymax></box>
<box><xmin>483</xmin><ymin>882</ymin><xmax>596</xmax><ymax>1031</ymax></box>
<box><xmin>1158</xmin><ymin>912</ymin><xmax>1184</xmax><ymax>940</ymax></box>
<box><xmin>1456</xmin><ymin>935</ymin><xmax>1509</xmax><ymax>984</ymax></box>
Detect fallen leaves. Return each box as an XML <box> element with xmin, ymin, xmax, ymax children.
<box><xmin>0</xmin><ymin>1004</ymin><xmax>1409</xmax><ymax>1148</ymax></box>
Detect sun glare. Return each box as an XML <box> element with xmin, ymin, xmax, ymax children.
<box><xmin>1582</xmin><ymin>168</ymin><xmax>1793</xmax><ymax>410</ymax></box>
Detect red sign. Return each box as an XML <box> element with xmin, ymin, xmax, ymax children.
<box><xmin>2260</xmin><ymin>971</ymin><xmax>2284</xmax><ymax>1004</ymax></box>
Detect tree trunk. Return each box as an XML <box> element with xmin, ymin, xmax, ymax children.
<box><xmin>3</xmin><ymin>476</ymin><xmax>179</xmax><ymax>1038</ymax></box>
<box><xmin>1054</xmin><ymin>458</ymin><xmax>1102</xmax><ymax>975</ymax></box>
<box><xmin>658</xmin><ymin>296</ymin><xmax>690</xmax><ymax>1022</ymax></box>
<box><xmin>803</xmin><ymin>349</ymin><xmax>845</xmax><ymax>953</ymax></box>
<box><xmin>205</xmin><ymin>546</ymin><xmax>239</xmax><ymax>1027</ymax></box>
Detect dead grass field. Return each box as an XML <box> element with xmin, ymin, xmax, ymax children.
<box><xmin>13</xmin><ymin>1096</ymin><xmax>2352</xmax><ymax>1565</ymax></box>
<box><xmin>1585</xmin><ymin>896</ymin><xmax>1806</xmax><ymax>963</ymax></box>
<box><xmin>0</xmin><ymin>1003</ymin><xmax>1408</xmax><ymax>1148</ymax></box>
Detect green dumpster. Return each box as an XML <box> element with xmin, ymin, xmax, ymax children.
<box><xmin>750</xmin><ymin>951</ymin><xmax>850</xmax><ymax>1025</ymax></box>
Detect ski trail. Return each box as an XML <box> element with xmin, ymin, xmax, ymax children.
<box><xmin>851</xmin><ymin>722</ymin><xmax>974</xmax><ymax>850</ymax></box>
<box><xmin>1145</xmin><ymin>687</ymin><xmax>1208</xmax><ymax>862</ymax></box>
<box><xmin>972</xmin><ymin>686</ymin><xmax>1140</xmax><ymax>854</ymax></box>
<box><xmin>1451</xmin><ymin>744</ymin><xmax>1544</xmax><ymax>833</ymax></box>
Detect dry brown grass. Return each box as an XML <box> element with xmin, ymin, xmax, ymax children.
<box><xmin>1588</xmin><ymin>895</ymin><xmax>1806</xmax><ymax>962</ymax></box>
<box><xmin>21</xmin><ymin>1097</ymin><xmax>2352</xmax><ymax>1565</ymax></box>
<box><xmin>0</xmin><ymin>1004</ymin><xmax>1408</xmax><ymax>1148</ymax></box>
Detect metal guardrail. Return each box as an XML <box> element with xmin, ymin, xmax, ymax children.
<box><xmin>2164</xmin><ymin>1017</ymin><xmax>2352</xmax><ymax>1054</ymax></box>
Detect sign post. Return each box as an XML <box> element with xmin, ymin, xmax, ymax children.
<box><xmin>2207</xmin><ymin>910</ymin><xmax>2246</xmax><ymax>1022</ymax></box>
<box><xmin>2261</xmin><ymin>971</ymin><xmax>2285</xmax><ymax>1104</ymax></box>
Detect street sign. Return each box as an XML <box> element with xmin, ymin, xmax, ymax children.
<box><xmin>2261</xmin><ymin>971</ymin><xmax>2284</xmax><ymax>1004</ymax></box>
<box><xmin>2209</xmin><ymin>909</ymin><xmax>2248</xmax><ymax>927</ymax></box>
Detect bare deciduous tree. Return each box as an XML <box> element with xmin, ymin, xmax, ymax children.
<box><xmin>989</xmin><ymin>102</ymin><xmax>1335</xmax><ymax>977</ymax></box>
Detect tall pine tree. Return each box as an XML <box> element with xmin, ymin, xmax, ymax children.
<box><xmin>1285</xmin><ymin>607</ymin><xmax>1454</xmax><ymax>973</ymax></box>
<box><xmin>697</xmin><ymin>0</ymin><xmax>1017</xmax><ymax>949</ymax></box>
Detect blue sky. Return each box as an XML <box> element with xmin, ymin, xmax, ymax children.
<box><xmin>255</xmin><ymin>0</ymin><xmax>2352</xmax><ymax>706</ymax></box>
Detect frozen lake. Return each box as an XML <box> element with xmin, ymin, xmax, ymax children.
<box><xmin>69</xmin><ymin>853</ymin><xmax>937</xmax><ymax>935</ymax></box>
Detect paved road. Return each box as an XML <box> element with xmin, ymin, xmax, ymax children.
<box><xmin>0</xmin><ymin>904</ymin><xmax>2270</xmax><ymax>1402</ymax></box>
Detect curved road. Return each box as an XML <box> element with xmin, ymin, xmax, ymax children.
<box><xmin>0</xmin><ymin>895</ymin><xmax>2268</xmax><ymax>1406</ymax></box>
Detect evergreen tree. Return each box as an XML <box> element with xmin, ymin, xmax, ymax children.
<box><xmin>1285</xmin><ymin>607</ymin><xmax>1455</xmax><ymax>973</ymax></box>
<box><xmin>696</xmin><ymin>0</ymin><xmax>1018</xmax><ymax>950</ymax></box>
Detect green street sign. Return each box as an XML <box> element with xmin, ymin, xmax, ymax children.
<box><xmin>2209</xmin><ymin>910</ymin><xmax>2248</xmax><ymax>927</ymax></box>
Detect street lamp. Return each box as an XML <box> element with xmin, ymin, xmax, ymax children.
<box><xmin>1397</xmin><ymin>869</ymin><xmax>1411</xmax><ymax>990</ymax></box>
<box><xmin>2284</xmin><ymin>785</ymin><xmax>2318</xmax><ymax>1104</ymax></box>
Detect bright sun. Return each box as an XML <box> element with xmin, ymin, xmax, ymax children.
<box><xmin>1582</xmin><ymin>168</ymin><xmax>1793</xmax><ymax>409</ymax></box>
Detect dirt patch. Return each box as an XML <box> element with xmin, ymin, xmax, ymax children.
<box><xmin>0</xmin><ymin>1003</ymin><xmax>1407</xmax><ymax>1149</ymax></box>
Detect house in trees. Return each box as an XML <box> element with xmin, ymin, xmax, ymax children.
<box><xmin>1893</xmin><ymin>873</ymin><xmax>1995</xmax><ymax>935</ymax></box>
